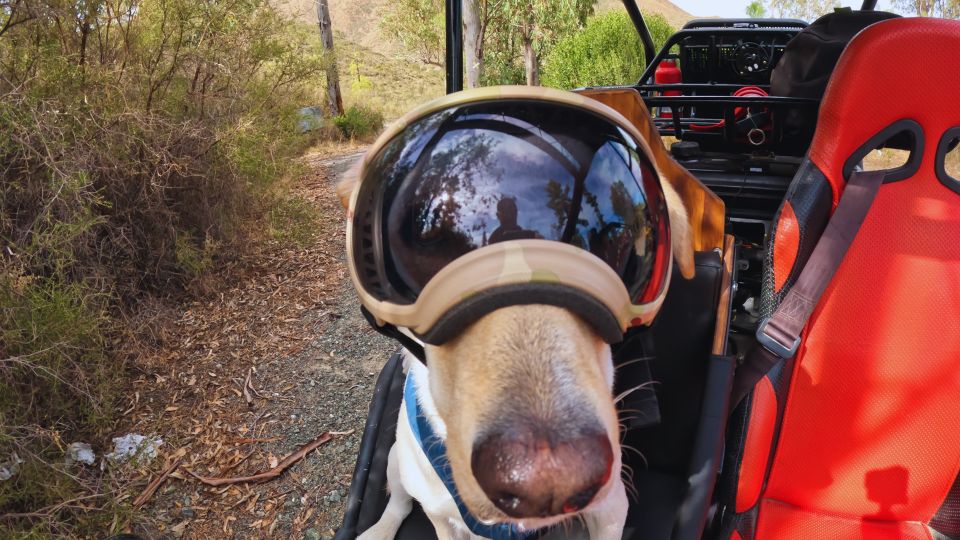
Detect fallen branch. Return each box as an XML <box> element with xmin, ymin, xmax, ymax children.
<box><xmin>187</xmin><ymin>432</ymin><xmax>333</xmax><ymax>487</ymax></box>
<box><xmin>242</xmin><ymin>368</ymin><xmax>254</xmax><ymax>407</ymax></box>
<box><xmin>133</xmin><ymin>458</ymin><xmax>183</xmax><ymax>508</ymax></box>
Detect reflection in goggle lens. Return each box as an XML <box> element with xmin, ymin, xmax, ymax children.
<box><xmin>353</xmin><ymin>100</ymin><xmax>670</xmax><ymax>307</ymax></box>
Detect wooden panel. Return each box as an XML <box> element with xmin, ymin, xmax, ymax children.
<box><xmin>576</xmin><ymin>88</ymin><xmax>726</xmax><ymax>251</ymax></box>
<box><xmin>713</xmin><ymin>234</ymin><xmax>735</xmax><ymax>355</ymax></box>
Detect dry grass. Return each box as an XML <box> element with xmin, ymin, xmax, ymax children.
<box><xmin>861</xmin><ymin>147</ymin><xmax>911</xmax><ymax>171</ymax></box>
<box><xmin>336</xmin><ymin>39</ymin><xmax>444</xmax><ymax>121</ymax></box>
<box><xmin>305</xmin><ymin>139</ymin><xmax>370</xmax><ymax>160</ymax></box>
<box><xmin>945</xmin><ymin>143</ymin><xmax>960</xmax><ymax>178</ymax></box>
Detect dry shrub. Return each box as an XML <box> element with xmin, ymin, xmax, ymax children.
<box><xmin>2</xmin><ymin>96</ymin><xmax>243</xmax><ymax>297</ymax></box>
<box><xmin>0</xmin><ymin>0</ymin><xmax>330</xmax><ymax>535</ymax></box>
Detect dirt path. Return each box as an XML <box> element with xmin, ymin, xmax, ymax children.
<box><xmin>126</xmin><ymin>147</ymin><xmax>397</xmax><ymax>539</ymax></box>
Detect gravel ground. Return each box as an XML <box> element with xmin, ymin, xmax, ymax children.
<box><xmin>124</xmin><ymin>148</ymin><xmax>398</xmax><ymax>539</ymax></box>
<box><xmin>275</xmin><ymin>152</ymin><xmax>400</xmax><ymax>536</ymax></box>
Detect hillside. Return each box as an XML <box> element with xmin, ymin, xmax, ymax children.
<box><xmin>335</xmin><ymin>39</ymin><xmax>445</xmax><ymax>119</ymax></box>
<box><xmin>277</xmin><ymin>0</ymin><xmax>400</xmax><ymax>57</ymax></box>
<box><xmin>277</xmin><ymin>0</ymin><xmax>695</xmax><ymax>120</ymax></box>
<box><xmin>278</xmin><ymin>0</ymin><xmax>695</xmax><ymax>59</ymax></box>
<box><xmin>598</xmin><ymin>0</ymin><xmax>695</xmax><ymax>28</ymax></box>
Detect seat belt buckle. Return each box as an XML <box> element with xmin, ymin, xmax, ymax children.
<box><xmin>755</xmin><ymin>317</ymin><xmax>801</xmax><ymax>359</ymax></box>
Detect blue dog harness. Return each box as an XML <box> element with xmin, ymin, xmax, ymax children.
<box><xmin>404</xmin><ymin>372</ymin><xmax>536</xmax><ymax>540</ymax></box>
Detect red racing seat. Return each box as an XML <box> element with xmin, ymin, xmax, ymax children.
<box><xmin>717</xmin><ymin>18</ymin><xmax>960</xmax><ymax>539</ymax></box>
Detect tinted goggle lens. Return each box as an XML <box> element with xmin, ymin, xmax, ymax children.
<box><xmin>352</xmin><ymin>100</ymin><xmax>670</xmax><ymax>307</ymax></box>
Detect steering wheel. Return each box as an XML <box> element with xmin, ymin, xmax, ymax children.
<box><xmin>733</xmin><ymin>42</ymin><xmax>771</xmax><ymax>77</ymax></box>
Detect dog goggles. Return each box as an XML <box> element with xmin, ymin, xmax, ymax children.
<box><xmin>344</xmin><ymin>86</ymin><xmax>673</xmax><ymax>345</ymax></box>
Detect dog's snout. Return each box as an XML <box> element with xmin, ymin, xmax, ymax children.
<box><xmin>470</xmin><ymin>426</ymin><xmax>613</xmax><ymax>519</ymax></box>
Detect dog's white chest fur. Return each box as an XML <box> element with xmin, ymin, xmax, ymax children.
<box><xmin>357</xmin><ymin>355</ymin><xmax>485</xmax><ymax>540</ymax></box>
<box><xmin>394</xmin><ymin>360</ymin><xmax>480</xmax><ymax>538</ymax></box>
<box><xmin>357</xmin><ymin>351</ymin><xmax>629</xmax><ymax>540</ymax></box>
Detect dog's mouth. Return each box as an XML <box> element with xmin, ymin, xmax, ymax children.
<box><xmin>469</xmin><ymin>470</ymin><xmax>618</xmax><ymax>535</ymax></box>
<box><xmin>467</xmin><ymin>424</ymin><xmax>615</xmax><ymax>521</ymax></box>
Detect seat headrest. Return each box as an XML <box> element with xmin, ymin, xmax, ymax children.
<box><xmin>808</xmin><ymin>17</ymin><xmax>960</xmax><ymax>203</ymax></box>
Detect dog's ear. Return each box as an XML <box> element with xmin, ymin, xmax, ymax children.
<box><xmin>336</xmin><ymin>158</ymin><xmax>364</xmax><ymax>211</ymax></box>
<box><xmin>661</xmin><ymin>181</ymin><xmax>696</xmax><ymax>280</ymax></box>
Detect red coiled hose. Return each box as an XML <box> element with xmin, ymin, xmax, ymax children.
<box><xmin>689</xmin><ymin>86</ymin><xmax>769</xmax><ymax>130</ymax></box>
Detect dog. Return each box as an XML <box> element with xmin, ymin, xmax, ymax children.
<box><xmin>346</xmin><ymin>152</ymin><xmax>695</xmax><ymax>539</ymax></box>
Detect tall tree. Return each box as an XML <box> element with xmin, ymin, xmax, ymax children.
<box><xmin>514</xmin><ymin>0</ymin><xmax>539</xmax><ymax>85</ymax></box>
<box><xmin>463</xmin><ymin>0</ymin><xmax>491</xmax><ymax>88</ymax></box>
<box><xmin>892</xmin><ymin>0</ymin><xmax>960</xmax><ymax>16</ymax></box>
<box><xmin>763</xmin><ymin>0</ymin><xmax>838</xmax><ymax>20</ymax></box>
<box><xmin>381</xmin><ymin>0</ymin><xmax>445</xmax><ymax>66</ymax></box>
<box><xmin>746</xmin><ymin>1</ymin><xmax>767</xmax><ymax>18</ymax></box>
<box><xmin>502</xmin><ymin>0</ymin><xmax>595</xmax><ymax>86</ymax></box>
<box><xmin>317</xmin><ymin>0</ymin><xmax>344</xmax><ymax>116</ymax></box>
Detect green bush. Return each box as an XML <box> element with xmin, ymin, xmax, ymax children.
<box><xmin>541</xmin><ymin>11</ymin><xmax>675</xmax><ymax>89</ymax></box>
<box><xmin>481</xmin><ymin>42</ymin><xmax>528</xmax><ymax>86</ymax></box>
<box><xmin>334</xmin><ymin>105</ymin><xmax>386</xmax><ymax>140</ymax></box>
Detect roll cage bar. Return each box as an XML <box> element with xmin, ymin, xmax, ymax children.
<box><xmin>443</xmin><ymin>0</ymin><xmax>880</xmax><ymax>95</ymax></box>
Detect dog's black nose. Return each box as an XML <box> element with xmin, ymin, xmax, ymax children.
<box><xmin>470</xmin><ymin>426</ymin><xmax>613</xmax><ymax>518</ymax></box>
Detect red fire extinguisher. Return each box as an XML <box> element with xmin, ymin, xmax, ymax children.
<box><xmin>654</xmin><ymin>59</ymin><xmax>681</xmax><ymax>118</ymax></box>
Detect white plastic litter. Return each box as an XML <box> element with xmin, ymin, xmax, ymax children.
<box><xmin>0</xmin><ymin>453</ymin><xmax>23</xmax><ymax>481</ymax></box>
<box><xmin>66</xmin><ymin>442</ymin><xmax>96</xmax><ymax>466</ymax></box>
<box><xmin>105</xmin><ymin>434</ymin><xmax>163</xmax><ymax>464</ymax></box>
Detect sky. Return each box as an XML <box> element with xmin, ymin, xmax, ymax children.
<box><xmin>670</xmin><ymin>0</ymin><xmax>897</xmax><ymax>18</ymax></box>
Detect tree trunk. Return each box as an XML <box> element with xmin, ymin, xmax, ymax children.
<box><xmin>463</xmin><ymin>0</ymin><xmax>484</xmax><ymax>88</ymax></box>
<box><xmin>523</xmin><ymin>36</ymin><xmax>539</xmax><ymax>86</ymax></box>
<box><xmin>317</xmin><ymin>0</ymin><xmax>344</xmax><ymax>116</ymax></box>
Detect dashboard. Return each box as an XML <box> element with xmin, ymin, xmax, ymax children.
<box><xmin>635</xmin><ymin>19</ymin><xmax>815</xmax><ymax>326</ymax></box>
<box><xmin>678</xmin><ymin>20</ymin><xmax>805</xmax><ymax>86</ymax></box>
<box><xmin>638</xmin><ymin>19</ymin><xmax>814</xmax><ymax>226</ymax></box>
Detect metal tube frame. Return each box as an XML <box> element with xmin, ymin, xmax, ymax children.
<box><xmin>445</xmin><ymin>0</ymin><xmax>463</xmax><ymax>94</ymax></box>
<box><xmin>621</xmin><ymin>0</ymin><xmax>657</xmax><ymax>67</ymax></box>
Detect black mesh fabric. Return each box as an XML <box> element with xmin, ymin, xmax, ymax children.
<box><xmin>734</xmin><ymin>505</ymin><xmax>759</xmax><ymax>540</ymax></box>
<box><xmin>931</xmin><ymin>472</ymin><xmax>960</xmax><ymax>538</ymax></box>
<box><xmin>717</xmin><ymin>391</ymin><xmax>753</xmax><ymax>508</ymax></box>
<box><xmin>760</xmin><ymin>158</ymin><xmax>833</xmax><ymax>318</ymax></box>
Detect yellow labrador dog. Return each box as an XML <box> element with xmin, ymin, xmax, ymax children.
<box><xmin>353</xmin><ymin>181</ymin><xmax>694</xmax><ymax>540</ymax></box>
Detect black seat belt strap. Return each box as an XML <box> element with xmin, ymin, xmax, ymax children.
<box><xmin>731</xmin><ymin>169</ymin><xmax>887</xmax><ymax>407</ymax></box>
<box><xmin>360</xmin><ymin>306</ymin><xmax>427</xmax><ymax>362</ymax></box>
